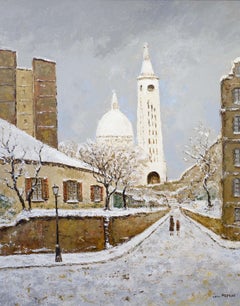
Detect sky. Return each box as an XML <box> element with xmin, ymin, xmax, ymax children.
<box><xmin>1</xmin><ymin>0</ymin><xmax>240</xmax><ymax>179</ymax></box>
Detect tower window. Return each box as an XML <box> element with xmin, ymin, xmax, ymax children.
<box><xmin>140</xmin><ymin>85</ymin><xmax>143</xmax><ymax>91</ymax></box>
<box><xmin>233</xmin><ymin>115</ymin><xmax>240</xmax><ymax>133</ymax></box>
<box><xmin>233</xmin><ymin>178</ymin><xmax>240</xmax><ymax>196</ymax></box>
<box><xmin>232</xmin><ymin>88</ymin><xmax>240</xmax><ymax>104</ymax></box>
<box><xmin>147</xmin><ymin>84</ymin><xmax>155</xmax><ymax>92</ymax></box>
<box><xmin>234</xmin><ymin>148</ymin><xmax>240</xmax><ymax>166</ymax></box>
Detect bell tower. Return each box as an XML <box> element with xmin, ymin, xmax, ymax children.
<box><xmin>137</xmin><ymin>43</ymin><xmax>167</xmax><ymax>184</ymax></box>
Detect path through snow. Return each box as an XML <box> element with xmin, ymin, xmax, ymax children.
<box><xmin>0</xmin><ymin>208</ymin><xmax>240</xmax><ymax>305</ymax></box>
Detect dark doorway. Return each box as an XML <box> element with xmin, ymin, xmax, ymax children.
<box><xmin>147</xmin><ymin>172</ymin><xmax>160</xmax><ymax>184</ymax></box>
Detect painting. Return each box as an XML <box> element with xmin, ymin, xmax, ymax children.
<box><xmin>0</xmin><ymin>1</ymin><xmax>240</xmax><ymax>305</ymax></box>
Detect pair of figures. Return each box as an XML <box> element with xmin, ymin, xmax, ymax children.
<box><xmin>169</xmin><ymin>215</ymin><xmax>180</xmax><ymax>235</ymax></box>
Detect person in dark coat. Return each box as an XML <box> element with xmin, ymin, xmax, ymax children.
<box><xmin>176</xmin><ymin>219</ymin><xmax>180</xmax><ymax>235</ymax></box>
<box><xmin>169</xmin><ymin>215</ymin><xmax>174</xmax><ymax>236</ymax></box>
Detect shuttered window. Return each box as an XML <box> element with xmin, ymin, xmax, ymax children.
<box><xmin>25</xmin><ymin>177</ymin><xmax>49</xmax><ymax>202</ymax></box>
<box><xmin>63</xmin><ymin>180</ymin><xmax>82</xmax><ymax>203</ymax></box>
<box><xmin>90</xmin><ymin>185</ymin><xmax>103</xmax><ymax>202</ymax></box>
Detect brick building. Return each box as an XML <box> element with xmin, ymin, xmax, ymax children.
<box><xmin>221</xmin><ymin>58</ymin><xmax>240</xmax><ymax>240</ymax></box>
<box><xmin>0</xmin><ymin>49</ymin><xmax>58</xmax><ymax>148</ymax></box>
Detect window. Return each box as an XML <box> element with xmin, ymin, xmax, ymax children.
<box><xmin>234</xmin><ymin>148</ymin><xmax>240</xmax><ymax>166</ymax></box>
<box><xmin>147</xmin><ymin>84</ymin><xmax>155</xmax><ymax>92</ymax></box>
<box><xmin>25</xmin><ymin>177</ymin><xmax>49</xmax><ymax>202</ymax></box>
<box><xmin>90</xmin><ymin>185</ymin><xmax>103</xmax><ymax>202</ymax></box>
<box><xmin>233</xmin><ymin>116</ymin><xmax>240</xmax><ymax>133</ymax></box>
<box><xmin>233</xmin><ymin>178</ymin><xmax>240</xmax><ymax>196</ymax></box>
<box><xmin>63</xmin><ymin>180</ymin><xmax>82</xmax><ymax>203</ymax></box>
<box><xmin>234</xmin><ymin>208</ymin><xmax>240</xmax><ymax>221</ymax></box>
<box><xmin>232</xmin><ymin>88</ymin><xmax>240</xmax><ymax>104</ymax></box>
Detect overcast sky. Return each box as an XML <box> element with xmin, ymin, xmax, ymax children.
<box><xmin>1</xmin><ymin>0</ymin><xmax>240</xmax><ymax>179</ymax></box>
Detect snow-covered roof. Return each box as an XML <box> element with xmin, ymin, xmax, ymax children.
<box><xmin>221</xmin><ymin>57</ymin><xmax>240</xmax><ymax>81</ymax></box>
<box><xmin>0</xmin><ymin>118</ymin><xmax>91</xmax><ymax>171</ymax></box>
<box><xmin>96</xmin><ymin>92</ymin><xmax>133</xmax><ymax>138</ymax></box>
<box><xmin>234</xmin><ymin>57</ymin><xmax>240</xmax><ymax>64</ymax></box>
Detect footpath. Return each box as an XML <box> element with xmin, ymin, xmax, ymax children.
<box><xmin>1</xmin><ymin>208</ymin><xmax>240</xmax><ymax>270</ymax></box>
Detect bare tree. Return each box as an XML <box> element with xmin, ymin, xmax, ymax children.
<box><xmin>58</xmin><ymin>140</ymin><xmax>79</xmax><ymax>158</ymax></box>
<box><xmin>184</xmin><ymin>123</ymin><xmax>219</xmax><ymax>207</ymax></box>
<box><xmin>79</xmin><ymin>141</ymin><xmax>123</xmax><ymax>210</ymax></box>
<box><xmin>118</xmin><ymin>147</ymin><xmax>147</xmax><ymax>209</ymax></box>
<box><xmin>25</xmin><ymin>145</ymin><xmax>44</xmax><ymax>210</ymax></box>
<box><xmin>0</xmin><ymin>130</ymin><xmax>26</xmax><ymax>210</ymax></box>
<box><xmin>0</xmin><ymin>127</ymin><xmax>43</xmax><ymax>211</ymax></box>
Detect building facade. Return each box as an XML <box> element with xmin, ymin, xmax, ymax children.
<box><xmin>0</xmin><ymin>119</ymin><xmax>104</xmax><ymax>210</ymax></box>
<box><xmin>137</xmin><ymin>43</ymin><xmax>167</xmax><ymax>184</ymax></box>
<box><xmin>0</xmin><ymin>49</ymin><xmax>58</xmax><ymax>148</ymax></box>
<box><xmin>221</xmin><ymin>58</ymin><xmax>240</xmax><ymax>240</ymax></box>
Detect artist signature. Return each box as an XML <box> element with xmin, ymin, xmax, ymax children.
<box><xmin>213</xmin><ymin>293</ymin><xmax>236</xmax><ymax>298</ymax></box>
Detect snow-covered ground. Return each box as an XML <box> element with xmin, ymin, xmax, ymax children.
<box><xmin>0</xmin><ymin>206</ymin><xmax>167</xmax><ymax>227</ymax></box>
<box><xmin>181</xmin><ymin>199</ymin><xmax>222</xmax><ymax>218</ymax></box>
<box><xmin>1</xmin><ymin>207</ymin><xmax>240</xmax><ymax>306</ymax></box>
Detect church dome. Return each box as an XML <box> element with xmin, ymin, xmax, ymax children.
<box><xmin>96</xmin><ymin>91</ymin><xmax>134</xmax><ymax>145</ymax></box>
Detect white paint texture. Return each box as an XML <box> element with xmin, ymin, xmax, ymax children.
<box><xmin>96</xmin><ymin>91</ymin><xmax>134</xmax><ymax>146</ymax></box>
<box><xmin>0</xmin><ymin>207</ymin><xmax>240</xmax><ymax>305</ymax></box>
<box><xmin>137</xmin><ymin>43</ymin><xmax>167</xmax><ymax>183</ymax></box>
<box><xmin>1</xmin><ymin>0</ymin><xmax>240</xmax><ymax>179</ymax></box>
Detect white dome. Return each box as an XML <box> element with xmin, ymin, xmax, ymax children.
<box><xmin>96</xmin><ymin>91</ymin><xmax>134</xmax><ymax>143</ymax></box>
<box><xmin>96</xmin><ymin>108</ymin><xmax>133</xmax><ymax>138</ymax></box>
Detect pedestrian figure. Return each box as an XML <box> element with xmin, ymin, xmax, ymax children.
<box><xmin>169</xmin><ymin>215</ymin><xmax>174</xmax><ymax>236</ymax></box>
<box><xmin>176</xmin><ymin>219</ymin><xmax>180</xmax><ymax>236</ymax></box>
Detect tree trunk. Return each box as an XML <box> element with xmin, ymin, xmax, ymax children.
<box><xmin>104</xmin><ymin>188</ymin><xmax>111</xmax><ymax>210</ymax></box>
<box><xmin>203</xmin><ymin>177</ymin><xmax>212</xmax><ymax>207</ymax></box>
<box><xmin>122</xmin><ymin>187</ymin><xmax>127</xmax><ymax>209</ymax></box>
<box><xmin>28</xmin><ymin>198</ymin><xmax>32</xmax><ymax>211</ymax></box>
<box><xmin>15</xmin><ymin>188</ymin><xmax>26</xmax><ymax>210</ymax></box>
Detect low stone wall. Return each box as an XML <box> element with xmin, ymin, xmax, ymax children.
<box><xmin>181</xmin><ymin>208</ymin><xmax>223</xmax><ymax>235</ymax></box>
<box><xmin>0</xmin><ymin>216</ymin><xmax>105</xmax><ymax>255</ymax></box>
<box><xmin>0</xmin><ymin>208</ymin><xmax>169</xmax><ymax>255</ymax></box>
<box><xmin>109</xmin><ymin>210</ymin><xmax>169</xmax><ymax>246</ymax></box>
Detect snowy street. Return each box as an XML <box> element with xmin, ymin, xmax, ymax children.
<box><xmin>1</xmin><ymin>208</ymin><xmax>240</xmax><ymax>306</ymax></box>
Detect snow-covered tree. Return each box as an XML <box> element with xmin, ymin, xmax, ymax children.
<box><xmin>25</xmin><ymin>145</ymin><xmax>44</xmax><ymax>210</ymax></box>
<box><xmin>79</xmin><ymin>141</ymin><xmax>123</xmax><ymax>210</ymax></box>
<box><xmin>118</xmin><ymin>146</ymin><xmax>147</xmax><ymax>209</ymax></box>
<box><xmin>0</xmin><ymin>128</ymin><xmax>43</xmax><ymax>210</ymax></box>
<box><xmin>58</xmin><ymin>140</ymin><xmax>79</xmax><ymax>158</ymax></box>
<box><xmin>184</xmin><ymin>123</ymin><xmax>219</xmax><ymax>207</ymax></box>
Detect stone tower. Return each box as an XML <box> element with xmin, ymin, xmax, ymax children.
<box><xmin>221</xmin><ymin>58</ymin><xmax>240</xmax><ymax>240</ymax></box>
<box><xmin>137</xmin><ymin>43</ymin><xmax>167</xmax><ymax>184</ymax></box>
<box><xmin>0</xmin><ymin>49</ymin><xmax>58</xmax><ymax>149</ymax></box>
<box><xmin>33</xmin><ymin>58</ymin><xmax>58</xmax><ymax>149</ymax></box>
<box><xmin>0</xmin><ymin>50</ymin><xmax>17</xmax><ymax>125</ymax></box>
